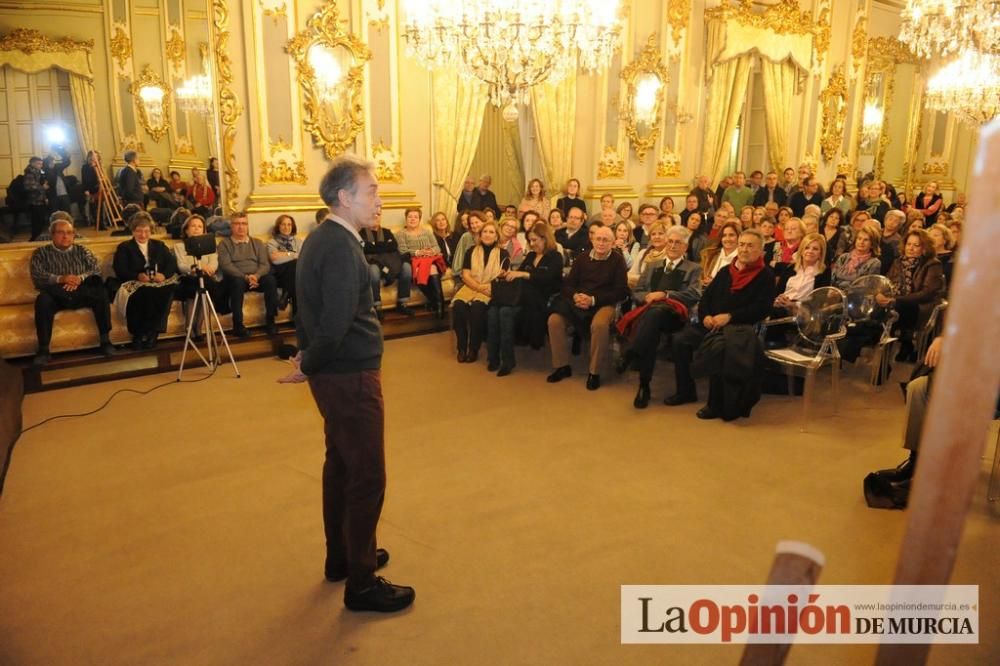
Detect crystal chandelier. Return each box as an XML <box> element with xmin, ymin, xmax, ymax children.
<box><xmin>861</xmin><ymin>102</ymin><xmax>884</xmax><ymax>149</ymax></box>
<box><xmin>400</xmin><ymin>0</ymin><xmax>623</xmax><ymax>115</ymax></box>
<box><xmin>176</xmin><ymin>74</ymin><xmax>213</xmax><ymax>116</ymax></box>
<box><xmin>924</xmin><ymin>50</ymin><xmax>1000</xmax><ymax>125</ymax></box>
<box><xmin>899</xmin><ymin>0</ymin><xmax>1000</xmax><ymax>60</ymax></box>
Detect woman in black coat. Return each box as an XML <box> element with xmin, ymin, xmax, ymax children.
<box><xmin>113</xmin><ymin>212</ymin><xmax>178</xmax><ymax>349</ymax></box>
<box><xmin>506</xmin><ymin>222</ymin><xmax>564</xmax><ymax>354</ymax></box>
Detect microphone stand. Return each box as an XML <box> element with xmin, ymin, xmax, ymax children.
<box><xmin>177</xmin><ymin>255</ymin><xmax>240</xmax><ymax>380</ymax></box>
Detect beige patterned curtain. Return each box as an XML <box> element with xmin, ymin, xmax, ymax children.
<box><xmin>530</xmin><ymin>70</ymin><xmax>576</xmax><ymax>195</ymax></box>
<box><xmin>700</xmin><ymin>23</ymin><xmax>752</xmax><ymax>185</ymax></box>
<box><xmin>760</xmin><ymin>59</ymin><xmax>797</xmax><ymax>173</ymax></box>
<box><xmin>432</xmin><ymin>71</ymin><xmax>489</xmax><ymax>214</ymax></box>
<box><xmin>69</xmin><ymin>75</ymin><xmax>98</xmax><ymax>152</ymax></box>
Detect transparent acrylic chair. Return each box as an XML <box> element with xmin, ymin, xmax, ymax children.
<box><xmin>763</xmin><ymin>286</ymin><xmax>847</xmax><ymax>432</ymax></box>
<box><xmin>914</xmin><ymin>299</ymin><xmax>948</xmax><ymax>363</ymax></box>
<box><xmin>845</xmin><ymin>274</ymin><xmax>899</xmax><ymax>387</ymax></box>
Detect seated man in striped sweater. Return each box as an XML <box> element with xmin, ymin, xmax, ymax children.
<box><xmin>29</xmin><ymin>212</ymin><xmax>115</xmax><ymax>366</ymax></box>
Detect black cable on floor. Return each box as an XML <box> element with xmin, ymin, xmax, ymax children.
<box><xmin>17</xmin><ymin>364</ymin><xmax>218</xmax><ymax>436</ymax></box>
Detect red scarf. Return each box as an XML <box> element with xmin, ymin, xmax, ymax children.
<box><xmin>780</xmin><ymin>239</ymin><xmax>800</xmax><ymax>264</ymax></box>
<box><xmin>728</xmin><ymin>256</ymin><xmax>765</xmax><ymax>293</ymax></box>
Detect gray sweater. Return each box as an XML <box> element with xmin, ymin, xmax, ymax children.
<box><xmin>218</xmin><ymin>237</ymin><xmax>271</xmax><ymax>278</ymax></box>
<box><xmin>296</xmin><ymin>220</ymin><xmax>383</xmax><ymax>375</ymax></box>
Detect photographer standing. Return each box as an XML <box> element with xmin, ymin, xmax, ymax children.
<box><xmin>296</xmin><ymin>156</ymin><xmax>415</xmax><ymax>613</ymax></box>
<box><xmin>23</xmin><ymin>156</ymin><xmax>49</xmax><ymax>241</ymax></box>
<box><xmin>43</xmin><ymin>145</ymin><xmax>72</xmax><ymax>215</ymax></box>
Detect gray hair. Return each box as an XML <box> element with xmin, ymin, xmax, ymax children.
<box><xmin>665</xmin><ymin>225</ymin><xmax>691</xmax><ymax>244</ymax></box>
<box><xmin>739</xmin><ymin>227</ymin><xmax>764</xmax><ymax>246</ymax></box>
<box><xmin>129</xmin><ymin>211</ymin><xmax>154</xmax><ymax>231</ymax></box>
<box><xmin>123</xmin><ymin>150</ymin><xmax>137</xmax><ymax>164</ymax></box>
<box><xmin>319</xmin><ymin>155</ymin><xmax>374</xmax><ymax>208</ymax></box>
<box><xmin>885</xmin><ymin>209</ymin><xmax>905</xmax><ymax>225</ymax></box>
<box><xmin>48</xmin><ymin>211</ymin><xmax>74</xmax><ymax>235</ymax></box>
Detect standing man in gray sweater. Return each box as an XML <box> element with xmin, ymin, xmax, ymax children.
<box><xmin>296</xmin><ymin>155</ymin><xmax>415</xmax><ymax>613</ymax></box>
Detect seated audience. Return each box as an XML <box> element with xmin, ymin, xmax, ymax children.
<box><xmin>217</xmin><ymin>211</ymin><xmax>279</xmax><ymax>336</ymax></box>
<box><xmin>166</xmin><ymin>207</ymin><xmax>191</xmax><ymax>239</ymax></box>
<box><xmin>632</xmin><ymin>204</ymin><xmax>659</xmax><ymax>247</ymax></box>
<box><xmin>397</xmin><ymin>207</ymin><xmax>446</xmax><ymax>316</ymax></box>
<box><xmin>174</xmin><ymin>214</ymin><xmax>228</xmax><ymax>338</ymax></box>
<box><xmin>29</xmin><ymin>213</ymin><xmax>114</xmax><ymax>365</ymax></box>
<box><xmin>821</xmin><ymin>178</ymin><xmax>853</xmax><ymax>215</ymax></box>
<box><xmin>518</xmin><ymin>178</ymin><xmax>548</xmax><ymax>218</ymax></box>
<box><xmin>556</xmin><ymin>206</ymin><xmax>590</xmax><ymax>260</ymax></box>
<box><xmin>659</xmin><ymin>196</ymin><xmax>680</xmax><ymax>225</ymax></box>
<box><xmin>146</xmin><ymin>168</ymin><xmax>179</xmax><ymax>209</ymax></box>
<box><xmin>113</xmin><ymin>212</ymin><xmax>178</xmax><ymax>349</ymax></box>
<box><xmin>789</xmin><ymin>177</ymin><xmax>822</xmax><ymax>217</ymax></box>
<box><xmin>498</xmin><ymin>221</ymin><xmax>565</xmax><ymax>357</ymax></box>
<box><xmin>189</xmin><ymin>168</ymin><xmax>216</xmax><ymax>217</ymax></box>
<box><xmin>820</xmin><ymin>208</ymin><xmax>847</xmax><ymax>265</ymax></box>
<box><xmin>362</xmin><ymin>208</ymin><xmax>413</xmax><ymax>318</ymax></box>
<box><xmin>168</xmin><ymin>170</ymin><xmax>188</xmax><ymax>200</ymax></box>
<box><xmin>556</xmin><ymin>178</ymin><xmax>587</xmax><ymax>218</ymax></box>
<box><xmin>831</xmin><ymin>223</ymin><xmax>882</xmax><ymax>290</ymax></box>
<box><xmin>546</xmin><ymin>225</ymin><xmax>628</xmax><ymax>391</ymax></box>
<box><xmin>927</xmin><ymin>223</ymin><xmax>956</xmax><ymax>286</ymax></box>
<box><xmin>772</xmin><ymin>233</ymin><xmax>830</xmax><ymax>318</ymax></box>
<box><xmin>879</xmin><ymin>228</ymin><xmax>944</xmax><ymax>362</ymax></box>
<box><xmin>772</xmin><ymin>217</ymin><xmax>806</xmax><ymax>281</ymax></box>
<box><xmin>759</xmin><ymin>217</ymin><xmax>778</xmax><ymax>264</ymax></box>
<box><xmin>589</xmin><ymin>193</ymin><xmax>616</xmax><ymax>223</ymax></box>
<box><xmin>722</xmin><ymin>172</ymin><xmax>754</xmax><ymax>211</ymax></box>
<box><xmin>781</xmin><ymin>167</ymin><xmax>797</xmax><ymax>195</ymax></box>
<box><xmin>267</xmin><ymin>214</ymin><xmax>302</xmax><ymax>314</ymax></box>
<box><xmin>207</xmin><ymin>157</ymin><xmax>221</xmax><ymax>201</ymax></box>
<box><xmin>665</xmin><ymin>228</ymin><xmax>775</xmax><ymax>420</ymax></box>
<box><xmin>616</xmin><ymin>226</ymin><xmax>703</xmax><ymax>408</ymax></box>
<box><xmin>452</xmin><ymin>220</ymin><xmax>507</xmax><ymax>363</ymax></box>
<box><xmin>913</xmin><ymin>181</ymin><xmax>943</xmax><ymax>225</ymax></box>
<box><xmin>548</xmin><ymin>208</ymin><xmax>565</xmax><ymax>232</ymax></box>
<box><xmin>689</xmin><ymin>174</ymin><xmax>716</xmax><ymax>213</ymax></box>
<box><xmin>700</xmin><ymin>222</ymin><xmax>740</xmax><ymax>287</ymax></box>
<box><xmin>449</xmin><ymin>211</ymin><xmax>471</xmax><ymax>252</ymax></box>
<box><xmin>860</xmin><ymin>180</ymin><xmax>891</xmax><ymax>222</ymax></box>
<box><xmin>498</xmin><ymin>216</ymin><xmax>525</xmax><ymax>268</ymax></box>
<box><xmin>629</xmin><ymin>222</ymin><xmax>669</xmax><ymax>288</ymax></box>
<box><xmin>738</xmin><ymin>205</ymin><xmax>753</xmax><ymax>228</ymax></box>
<box><xmin>945</xmin><ymin>191</ymin><xmax>966</xmax><ymax>214</ymax></box>
<box><xmin>429</xmin><ymin>210</ymin><xmax>456</xmax><ymax>267</ymax></box>
<box><xmin>685</xmin><ymin>211</ymin><xmax>708</xmax><ymax>263</ymax></box>
<box><xmin>753</xmin><ymin>171</ymin><xmax>787</xmax><ymax>207</ymax></box>
<box><xmin>616</xmin><ymin>202</ymin><xmax>635</xmax><ymax>228</ymax></box>
<box><xmin>612</xmin><ymin>221</ymin><xmax>638</xmax><ymax>270</ymax></box>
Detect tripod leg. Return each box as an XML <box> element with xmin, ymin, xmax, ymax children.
<box><xmin>177</xmin><ymin>289</ymin><xmax>212</xmax><ymax>380</ymax></box>
<box><xmin>205</xmin><ymin>291</ymin><xmax>241</xmax><ymax>378</ymax></box>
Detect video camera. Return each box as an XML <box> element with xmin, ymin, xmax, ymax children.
<box><xmin>184</xmin><ymin>234</ymin><xmax>217</xmax><ymax>259</ymax></box>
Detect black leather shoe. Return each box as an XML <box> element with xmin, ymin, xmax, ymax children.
<box><xmin>32</xmin><ymin>351</ymin><xmax>51</xmax><ymax>367</ymax></box>
<box><xmin>487</xmin><ymin>360</ymin><xmax>500</xmax><ymax>372</ymax></box>
<box><xmin>142</xmin><ymin>333</ymin><xmax>159</xmax><ymax>349</ymax></box>
<box><xmin>696</xmin><ymin>405</ymin><xmax>720</xmax><ymax>420</ymax></box>
<box><xmin>586</xmin><ymin>373</ymin><xmax>601</xmax><ymax>391</ymax></box>
<box><xmin>466</xmin><ymin>350</ymin><xmax>478</xmax><ymax>363</ymax></box>
<box><xmin>663</xmin><ymin>393</ymin><xmax>697</xmax><ymax>406</ymax></box>
<box><xmin>233</xmin><ymin>326</ymin><xmax>251</xmax><ymax>339</ymax></box>
<box><xmin>497</xmin><ymin>365</ymin><xmax>513</xmax><ymax>377</ymax></box>
<box><xmin>131</xmin><ymin>335</ymin><xmax>144</xmax><ymax>351</ymax></box>
<box><xmin>634</xmin><ymin>384</ymin><xmax>651</xmax><ymax>409</ymax></box>
<box><xmin>326</xmin><ymin>548</ymin><xmax>389</xmax><ymax>582</ymax></box>
<box><xmin>396</xmin><ymin>304</ymin><xmax>416</xmax><ymax>317</ymax></box>
<box><xmin>457</xmin><ymin>351</ymin><xmax>467</xmax><ymax>363</ymax></box>
<box><xmin>99</xmin><ymin>342</ymin><xmax>115</xmax><ymax>357</ymax></box>
<box><xmin>547</xmin><ymin>365</ymin><xmax>572</xmax><ymax>383</ymax></box>
<box><xmin>875</xmin><ymin>455</ymin><xmax>917</xmax><ymax>483</ymax></box>
<box><xmin>344</xmin><ymin>576</ymin><xmax>415</xmax><ymax>613</ymax></box>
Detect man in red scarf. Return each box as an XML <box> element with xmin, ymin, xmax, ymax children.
<box><xmin>664</xmin><ymin>228</ymin><xmax>776</xmax><ymax>420</ymax></box>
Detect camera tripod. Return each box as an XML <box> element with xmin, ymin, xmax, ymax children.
<box><xmin>177</xmin><ymin>259</ymin><xmax>240</xmax><ymax>380</ymax></box>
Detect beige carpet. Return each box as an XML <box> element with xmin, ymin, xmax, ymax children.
<box><xmin>1</xmin><ymin>332</ymin><xmax>997</xmax><ymax>665</ymax></box>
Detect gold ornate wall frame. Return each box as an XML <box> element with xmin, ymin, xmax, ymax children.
<box><xmin>129</xmin><ymin>66</ymin><xmax>172</xmax><ymax>142</ymax></box>
<box><xmin>287</xmin><ymin>2</ymin><xmax>371</xmax><ymax>159</ymax></box>
<box><xmin>596</xmin><ymin>145</ymin><xmax>625</xmax><ymax>180</ymax></box>
<box><xmin>620</xmin><ymin>35</ymin><xmax>669</xmax><ymax>163</ymax></box>
<box><xmin>212</xmin><ymin>0</ymin><xmax>243</xmax><ymax>213</ymax></box>
<box><xmin>165</xmin><ymin>28</ymin><xmax>186</xmax><ymax>75</ymax></box>
<box><xmin>259</xmin><ymin>140</ymin><xmax>307</xmax><ymax>185</ymax></box>
<box><xmin>819</xmin><ymin>65</ymin><xmax>848</xmax><ymax>162</ymax></box>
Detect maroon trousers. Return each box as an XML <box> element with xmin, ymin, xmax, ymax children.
<box><xmin>307</xmin><ymin>369</ymin><xmax>386</xmax><ymax>589</ymax></box>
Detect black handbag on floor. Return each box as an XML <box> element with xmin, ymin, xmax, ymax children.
<box><xmin>491</xmin><ymin>278</ymin><xmax>523</xmax><ymax>307</ymax></box>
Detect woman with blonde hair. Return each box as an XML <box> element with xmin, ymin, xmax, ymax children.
<box><xmin>518</xmin><ymin>178</ymin><xmax>548</xmax><ymax>217</ymax></box>
<box><xmin>451</xmin><ymin>220</ymin><xmax>509</xmax><ymax>363</ymax></box>
<box><xmin>773</xmin><ymin>233</ymin><xmax>830</xmax><ymax>315</ymax></box>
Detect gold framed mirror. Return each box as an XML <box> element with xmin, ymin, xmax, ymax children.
<box><xmin>819</xmin><ymin>65</ymin><xmax>848</xmax><ymax>162</ymax></box>
<box><xmin>287</xmin><ymin>2</ymin><xmax>370</xmax><ymax>159</ymax></box>
<box><xmin>130</xmin><ymin>66</ymin><xmax>172</xmax><ymax>142</ymax></box>
<box><xmin>620</xmin><ymin>35</ymin><xmax>669</xmax><ymax>162</ymax></box>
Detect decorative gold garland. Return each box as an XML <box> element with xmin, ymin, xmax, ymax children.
<box><xmin>0</xmin><ymin>28</ymin><xmax>92</xmax><ymax>54</ymax></box>
<box><xmin>212</xmin><ymin>0</ymin><xmax>243</xmax><ymax>213</ymax></box>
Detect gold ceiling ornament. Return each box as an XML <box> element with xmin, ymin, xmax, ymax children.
<box><xmin>620</xmin><ymin>34</ymin><xmax>670</xmax><ymax>163</ymax></box>
<box><xmin>596</xmin><ymin>145</ymin><xmax>625</xmax><ymax>180</ymax></box>
<box><xmin>287</xmin><ymin>1</ymin><xmax>371</xmax><ymax>159</ymax></box>
<box><xmin>371</xmin><ymin>141</ymin><xmax>403</xmax><ymax>183</ymax></box>
<box><xmin>0</xmin><ymin>28</ymin><xmax>93</xmax><ymax>54</ymax></box>
<box><xmin>850</xmin><ymin>13</ymin><xmax>868</xmax><ymax>81</ymax></box>
<box><xmin>129</xmin><ymin>66</ymin><xmax>172</xmax><ymax>142</ymax></box>
<box><xmin>704</xmin><ymin>0</ymin><xmax>814</xmax><ymax>36</ymax></box>
<box><xmin>212</xmin><ymin>0</ymin><xmax>243</xmax><ymax>213</ymax></box>
<box><xmin>656</xmin><ymin>148</ymin><xmax>681</xmax><ymax>178</ymax></box>
<box><xmin>921</xmin><ymin>156</ymin><xmax>950</xmax><ymax>175</ymax></box>
<box><xmin>665</xmin><ymin>0</ymin><xmax>691</xmax><ymax>59</ymax></box>
<box><xmin>819</xmin><ymin>65</ymin><xmax>848</xmax><ymax>162</ymax></box>
<box><xmin>165</xmin><ymin>28</ymin><xmax>186</xmax><ymax>75</ymax></box>
<box><xmin>109</xmin><ymin>24</ymin><xmax>132</xmax><ymax>70</ymax></box>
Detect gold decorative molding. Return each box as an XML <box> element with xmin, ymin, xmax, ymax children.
<box><xmin>850</xmin><ymin>13</ymin><xmax>867</xmax><ymax>81</ymax></box>
<box><xmin>837</xmin><ymin>154</ymin><xmax>855</xmax><ymax>177</ymax></box>
<box><xmin>129</xmin><ymin>66</ymin><xmax>172</xmax><ymax>142</ymax></box>
<box><xmin>0</xmin><ymin>28</ymin><xmax>93</xmax><ymax>54</ymax></box>
<box><xmin>259</xmin><ymin>140</ymin><xmax>307</xmax><ymax>185</ymax></box>
<box><xmin>801</xmin><ymin>151</ymin><xmax>819</xmax><ymax>176</ymax></box>
<box><xmin>819</xmin><ymin>65</ymin><xmax>848</xmax><ymax>162</ymax></box>
<box><xmin>119</xmin><ymin>133</ymin><xmax>145</xmax><ymax>154</ymax></box>
<box><xmin>705</xmin><ymin>0</ymin><xmax>814</xmax><ymax>36</ymax></box>
<box><xmin>620</xmin><ymin>34</ymin><xmax>669</xmax><ymax>163</ymax></box>
<box><xmin>813</xmin><ymin>0</ymin><xmax>831</xmax><ymax>70</ymax></box>
<box><xmin>165</xmin><ymin>29</ymin><xmax>186</xmax><ymax>74</ymax></box>
<box><xmin>922</xmin><ymin>157</ymin><xmax>949</xmax><ymax>176</ymax></box>
<box><xmin>175</xmin><ymin>136</ymin><xmax>196</xmax><ymax>155</ymax></box>
<box><xmin>656</xmin><ymin>148</ymin><xmax>681</xmax><ymax>178</ymax></box>
<box><xmin>371</xmin><ymin>141</ymin><xmax>403</xmax><ymax>183</ymax></box>
<box><xmin>596</xmin><ymin>145</ymin><xmax>625</xmax><ymax>180</ymax></box>
<box><xmin>212</xmin><ymin>0</ymin><xmax>243</xmax><ymax>213</ymax></box>
<box><xmin>287</xmin><ymin>2</ymin><xmax>371</xmax><ymax>159</ymax></box>
<box><xmin>868</xmin><ymin>36</ymin><xmax>919</xmax><ymax>65</ymax></box>
<box><xmin>259</xmin><ymin>0</ymin><xmax>287</xmax><ymax>22</ymax></box>
<box><xmin>109</xmin><ymin>24</ymin><xmax>132</xmax><ymax>71</ymax></box>
<box><xmin>665</xmin><ymin>0</ymin><xmax>691</xmax><ymax>57</ymax></box>
<box><xmin>0</xmin><ymin>2</ymin><xmax>103</xmax><ymax>14</ymax></box>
